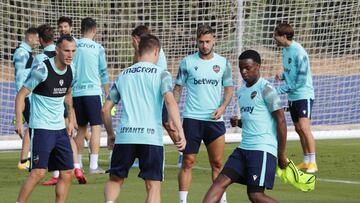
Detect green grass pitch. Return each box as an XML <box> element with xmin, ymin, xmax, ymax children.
<box><xmin>0</xmin><ymin>139</ymin><xmax>359</xmax><ymax>202</ymax></box>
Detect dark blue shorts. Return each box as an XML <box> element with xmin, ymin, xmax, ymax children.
<box><xmin>30</xmin><ymin>128</ymin><xmax>74</xmax><ymax>171</ymax></box>
<box><xmin>109</xmin><ymin>144</ymin><xmax>164</xmax><ymax>181</ymax></box>
<box><xmin>73</xmin><ymin>95</ymin><xmax>103</xmax><ymax>126</ymax></box>
<box><xmin>221</xmin><ymin>148</ymin><xmax>277</xmax><ymax>189</ymax></box>
<box><xmin>23</xmin><ymin>97</ymin><xmax>30</xmax><ymax>123</ymax></box>
<box><xmin>288</xmin><ymin>99</ymin><xmax>314</xmax><ymax>123</ymax></box>
<box><xmin>183</xmin><ymin>118</ymin><xmax>225</xmax><ymax>154</ymax></box>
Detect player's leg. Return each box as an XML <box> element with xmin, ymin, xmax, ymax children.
<box><xmin>18</xmin><ymin>128</ymin><xmax>30</xmax><ymax>170</ymax></box>
<box><xmin>104</xmin><ymin>175</ymin><xmax>124</xmax><ymax>202</ymax></box>
<box><xmin>202</xmin><ymin>174</ymin><xmax>232</xmax><ymax>203</ymax></box>
<box><xmin>17</xmin><ymin>168</ymin><xmax>47</xmax><ymax>202</ymax></box>
<box><xmin>145</xmin><ymin>180</ymin><xmax>161</xmax><ymax>203</ymax></box>
<box><xmin>56</xmin><ymin>170</ymin><xmax>73</xmax><ymax>203</ymax></box>
<box><xmin>18</xmin><ymin>98</ymin><xmax>31</xmax><ymax>170</ymax></box>
<box><xmin>178</xmin><ymin>118</ymin><xmax>203</xmax><ymax>203</ymax></box>
<box><xmin>245</xmin><ymin>150</ymin><xmax>278</xmax><ymax>203</ymax></box>
<box><xmin>138</xmin><ymin>144</ymin><xmax>163</xmax><ymax>203</ymax></box>
<box><xmin>73</xmin><ymin>96</ymin><xmax>87</xmax><ymax>169</ymax></box>
<box><xmin>71</xmin><ymin>137</ymin><xmax>87</xmax><ymax>184</ymax></box>
<box><xmin>85</xmin><ymin>95</ymin><xmax>104</xmax><ymax>173</ymax></box>
<box><xmin>291</xmin><ymin>99</ymin><xmax>317</xmax><ymax>172</ymax></box>
<box><xmin>18</xmin><ymin>129</ymin><xmax>55</xmax><ymax>202</ymax></box>
<box><xmin>105</xmin><ymin>144</ymin><xmax>136</xmax><ymax>202</ymax></box>
<box><xmin>51</xmin><ymin>128</ymin><xmax>74</xmax><ymax>202</ymax></box>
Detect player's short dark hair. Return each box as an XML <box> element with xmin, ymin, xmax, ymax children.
<box><xmin>81</xmin><ymin>17</ymin><xmax>96</xmax><ymax>33</ymax></box>
<box><xmin>138</xmin><ymin>34</ymin><xmax>160</xmax><ymax>56</ymax></box>
<box><xmin>56</xmin><ymin>34</ymin><xmax>75</xmax><ymax>46</ymax></box>
<box><xmin>131</xmin><ymin>25</ymin><xmax>151</xmax><ymax>37</ymax></box>
<box><xmin>275</xmin><ymin>22</ymin><xmax>294</xmax><ymax>41</ymax></box>
<box><xmin>197</xmin><ymin>24</ymin><xmax>215</xmax><ymax>39</ymax></box>
<box><xmin>25</xmin><ymin>27</ymin><xmax>38</xmax><ymax>35</ymax></box>
<box><xmin>37</xmin><ymin>24</ymin><xmax>54</xmax><ymax>43</ymax></box>
<box><xmin>238</xmin><ymin>50</ymin><xmax>261</xmax><ymax>65</ymax></box>
<box><xmin>57</xmin><ymin>16</ymin><xmax>73</xmax><ymax>27</ymax></box>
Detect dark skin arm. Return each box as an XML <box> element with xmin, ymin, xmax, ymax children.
<box><xmin>272</xmin><ymin>108</ymin><xmax>288</xmax><ymax>169</ymax></box>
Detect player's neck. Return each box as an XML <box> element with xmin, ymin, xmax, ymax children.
<box><xmin>199</xmin><ymin>52</ymin><xmax>214</xmax><ymax>60</ymax></box>
<box><xmin>246</xmin><ymin>77</ymin><xmax>259</xmax><ymax>87</ymax></box>
<box><xmin>139</xmin><ymin>55</ymin><xmax>157</xmax><ymax>65</ymax></box>
<box><xmin>284</xmin><ymin>40</ymin><xmax>292</xmax><ymax>47</ymax></box>
<box><xmin>82</xmin><ymin>32</ymin><xmax>95</xmax><ymax>40</ymax></box>
<box><xmin>54</xmin><ymin>57</ymin><xmax>67</xmax><ymax>70</ymax></box>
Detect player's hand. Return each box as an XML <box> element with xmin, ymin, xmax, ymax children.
<box><xmin>163</xmin><ymin>120</ymin><xmax>176</xmax><ymax>134</ymax></box>
<box><xmin>15</xmin><ymin>122</ymin><xmax>24</xmax><ymax>139</ymax></box>
<box><xmin>275</xmin><ymin>73</ymin><xmax>283</xmax><ymax>81</ymax></box>
<box><xmin>175</xmin><ymin>132</ymin><xmax>186</xmax><ymax>151</ymax></box>
<box><xmin>230</xmin><ymin>116</ymin><xmax>239</xmax><ymax>127</ymax></box>
<box><xmin>278</xmin><ymin>153</ymin><xmax>288</xmax><ymax>169</ymax></box>
<box><xmin>66</xmin><ymin>122</ymin><xmax>76</xmax><ymax>138</ymax></box>
<box><xmin>107</xmin><ymin>133</ymin><xmax>115</xmax><ymax>150</ymax></box>
<box><xmin>212</xmin><ymin>106</ymin><xmax>226</xmax><ymax>120</ymax></box>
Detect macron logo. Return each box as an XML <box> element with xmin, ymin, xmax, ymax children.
<box><xmin>193</xmin><ymin>78</ymin><xmax>219</xmax><ymax>86</ymax></box>
<box><xmin>253</xmin><ymin>175</ymin><xmax>258</xmax><ymax>181</ymax></box>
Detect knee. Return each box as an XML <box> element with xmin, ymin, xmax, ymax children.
<box><xmin>182</xmin><ymin>156</ymin><xmax>195</xmax><ymax>170</ymax></box>
<box><xmin>210</xmin><ymin>159</ymin><xmax>223</xmax><ymax>171</ymax></box>
<box><xmin>247</xmin><ymin>192</ymin><xmax>263</xmax><ymax>203</ymax></box>
<box><xmin>30</xmin><ymin>169</ymin><xmax>46</xmax><ymax>180</ymax></box>
<box><xmin>60</xmin><ymin>170</ymin><xmax>73</xmax><ymax>180</ymax></box>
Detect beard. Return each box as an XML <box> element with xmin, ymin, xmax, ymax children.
<box><xmin>199</xmin><ymin>45</ymin><xmax>214</xmax><ymax>56</ymax></box>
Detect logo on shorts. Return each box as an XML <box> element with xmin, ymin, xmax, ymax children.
<box><xmin>303</xmin><ymin>110</ymin><xmax>307</xmax><ymax>115</ymax></box>
<box><xmin>59</xmin><ymin>79</ymin><xmax>64</xmax><ymax>86</ymax></box>
<box><xmin>213</xmin><ymin>65</ymin><xmax>220</xmax><ymax>73</ymax></box>
<box><xmin>288</xmin><ymin>57</ymin><xmax>292</xmax><ymax>64</ymax></box>
<box><xmin>33</xmin><ymin>155</ymin><xmax>39</xmax><ymax>164</ymax></box>
<box><xmin>252</xmin><ymin>175</ymin><xmax>258</xmax><ymax>181</ymax></box>
<box><xmin>251</xmin><ymin>91</ymin><xmax>257</xmax><ymax>99</ymax></box>
<box><xmin>194</xmin><ymin>66</ymin><xmax>198</xmax><ymax>71</ymax></box>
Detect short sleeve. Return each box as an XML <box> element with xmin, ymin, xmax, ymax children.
<box><xmin>175</xmin><ymin>59</ymin><xmax>188</xmax><ymax>86</ymax></box>
<box><xmin>23</xmin><ymin>62</ymin><xmax>48</xmax><ymax>91</ymax></box>
<box><xmin>222</xmin><ymin>60</ymin><xmax>233</xmax><ymax>87</ymax></box>
<box><xmin>160</xmin><ymin>70</ymin><xmax>173</xmax><ymax>95</ymax></box>
<box><xmin>262</xmin><ymin>83</ymin><xmax>282</xmax><ymax>112</ymax></box>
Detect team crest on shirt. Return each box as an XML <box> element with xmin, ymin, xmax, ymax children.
<box><xmin>33</xmin><ymin>154</ymin><xmax>39</xmax><ymax>164</ymax></box>
<box><xmin>213</xmin><ymin>65</ymin><xmax>220</xmax><ymax>73</ymax></box>
<box><xmin>59</xmin><ymin>79</ymin><xmax>64</xmax><ymax>86</ymax></box>
<box><xmin>194</xmin><ymin>66</ymin><xmax>198</xmax><ymax>71</ymax></box>
<box><xmin>288</xmin><ymin>57</ymin><xmax>292</xmax><ymax>64</ymax></box>
<box><xmin>250</xmin><ymin>91</ymin><xmax>257</xmax><ymax>99</ymax></box>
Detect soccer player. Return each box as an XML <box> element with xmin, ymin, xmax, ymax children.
<box><xmin>57</xmin><ymin>16</ymin><xmax>73</xmax><ymax>36</ymax></box>
<box><xmin>102</xmin><ymin>34</ymin><xmax>186</xmax><ymax>203</ymax></box>
<box><xmin>131</xmin><ymin>25</ymin><xmax>175</xmax><ymax>167</ymax></box>
<box><xmin>202</xmin><ymin>50</ymin><xmax>288</xmax><ymax>203</ymax></box>
<box><xmin>15</xmin><ymin>34</ymin><xmax>76</xmax><ymax>203</ymax></box>
<box><xmin>12</xmin><ymin>27</ymin><xmax>39</xmax><ymax>170</ymax></box>
<box><xmin>273</xmin><ymin>23</ymin><xmax>317</xmax><ymax>173</ymax></box>
<box><xmin>34</xmin><ymin>24</ymin><xmax>87</xmax><ymax>186</ymax></box>
<box><xmin>175</xmin><ymin>24</ymin><xmax>234</xmax><ymax>203</ymax></box>
<box><xmin>72</xmin><ymin>17</ymin><xmax>110</xmax><ymax>174</ymax></box>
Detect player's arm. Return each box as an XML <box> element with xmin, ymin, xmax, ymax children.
<box><xmin>13</xmin><ymin>50</ymin><xmax>29</xmax><ymax>91</ymax></box>
<box><xmin>15</xmin><ymin>62</ymin><xmax>47</xmax><ymax>137</ymax></box>
<box><xmin>162</xmin><ymin>71</ymin><xmax>186</xmax><ymax>151</ymax></box>
<box><xmin>101</xmin><ymin>84</ymin><xmax>120</xmax><ymax>150</ymax></box>
<box><xmin>276</xmin><ymin>54</ymin><xmax>309</xmax><ymax>94</ymax></box>
<box><xmin>263</xmin><ymin>83</ymin><xmax>288</xmax><ymax>169</ymax></box>
<box><xmin>213</xmin><ymin>60</ymin><xmax>234</xmax><ymax>120</ymax></box>
<box><xmin>64</xmin><ymin>87</ymin><xmax>76</xmax><ymax>137</ymax></box>
<box><xmin>15</xmin><ymin>87</ymin><xmax>30</xmax><ymax>138</ymax></box>
<box><xmin>99</xmin><ymin>45</ymin><xmax>110</xmax><ymax>96</ymax></box>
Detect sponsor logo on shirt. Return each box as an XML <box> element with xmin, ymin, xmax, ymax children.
<box><xmin>122</xmin><ymin>66</ymin><xmax>157</xmax><ymax>75</ymax></box>
<box><xmin>240</xmin><ymin>106</ymin><xmax>254</xmax><ymax>114</ymax></box>
<box><xmin>213</xmin><ymin>65</ymin><xmax>220</xmax><ymax>73</ymax></box>
<box><xmin>193</xmin><ymin>78</ymin><xmax>219</xmax><ymax>86</ymax></box>
<box><xmin>194</xmin><ymin>66</ymin><xmax>198</xmax><ymax>71</ymax></box>
<box><xmin>251</xmin><ymin>91</ymin><xmax>257</xmax><ymax>99</ymax></box>
<box><xmin>119</xmin><ymin>127</ymin><xmax>156</xmax><ymax>135</ymax></box>
<box><xmin>77</xmin><ymin>43</ymin><xmax>96</xmax><ymax>49</ymax></box>
<box><xmin>53</xmin><ymin>87</ymin><xmax>68</xmax><ymax>94</ymax></box>
<box><xmin>288</xmin><ymin>57</ymin><xmax>292</xmax><ymax>64</ymax></box>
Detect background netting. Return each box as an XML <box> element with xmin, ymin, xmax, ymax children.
<box><xmin>1</xmin><ymin>0</ymin><xmax>359</xmax><ymax>136</ymax></box>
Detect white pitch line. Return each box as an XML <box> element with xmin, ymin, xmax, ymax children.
<box><xmin>98</xmin><ymin>160</ymin><xmax>360</xmax><ymax>185</ymax></box>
